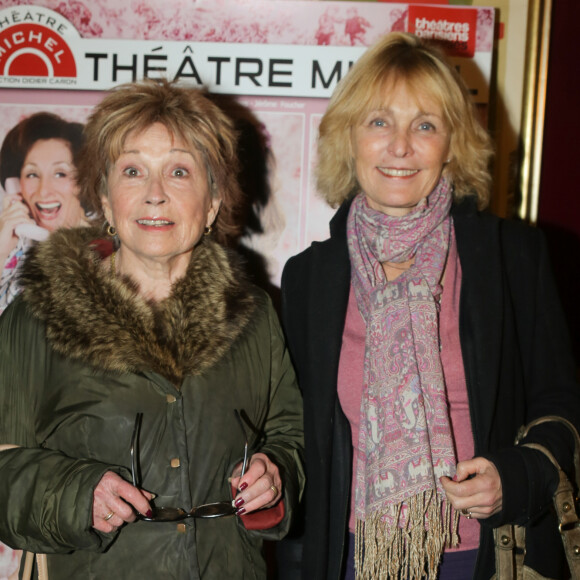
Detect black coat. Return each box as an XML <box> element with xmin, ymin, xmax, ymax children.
<box><xmin>280</xmin><ymin>198</ymin><xmax>580</xmax><ymax>580</ymax></box>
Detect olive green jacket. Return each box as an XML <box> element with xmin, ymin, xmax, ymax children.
<box><xmin>0</xmin><ymin>227</ymin><xmax>304</xmax><ymax>579</ymax></box>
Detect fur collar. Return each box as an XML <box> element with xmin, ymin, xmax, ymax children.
<box><xmin>19</xmin><ymin>227</ymin><xmax>256</xmax><ymax>385</ymax></box>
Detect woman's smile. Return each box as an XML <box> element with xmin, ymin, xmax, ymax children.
<box><xmin>135</xmin><ymin>217</ymin><xmax>175</xmax><ymax>228</ymax></box>
<box><xmin>377</xmin><ymin>167</ymin><xmax>420</xmax><ymax>178</ymax></box>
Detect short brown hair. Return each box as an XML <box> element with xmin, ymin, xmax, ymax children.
<box><xmin>0</xmin><ymin>112</ymin><xmax>84</xmax><ymax>190</ymax></box>
<box><xmin>78</xmin><ymin>78</ymin><xmax>243</xmax><ymax>244</ymax></box>
<box><xmin>316</xmin><ymin>32</ymin><xmax>493</xmax><ymax>209</ymax></box>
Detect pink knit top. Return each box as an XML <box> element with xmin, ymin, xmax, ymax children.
<box><xmin>337</xmin><ymin>230</ymin><xmax>480</xmax><ymax>551</ymax></box>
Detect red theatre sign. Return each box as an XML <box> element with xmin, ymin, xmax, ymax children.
<box><xmin>0</xmin><ymin>6</ymin><xmax>79</xmax><ymax>81</ymax></box>
<box><xmin>0</xmin><ymin>23</ymin><xmax>76</xmax><ymax>77</ymax></box>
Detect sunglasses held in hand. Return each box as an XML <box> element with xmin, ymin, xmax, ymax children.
<box><xmin>130</xmin><ymin>409</ymin><xmax>249</xmax><ymax>521</ymax></box>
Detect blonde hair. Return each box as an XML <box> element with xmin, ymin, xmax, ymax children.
<box><xmin>316</xmin><ymin>32</ymin><xmax>493</xmax><ymax>209</ymax></box>
<box><xmin>78</xmin><ymin>78</ymin><xmax>243</xmax><ymax>244</ymax></box>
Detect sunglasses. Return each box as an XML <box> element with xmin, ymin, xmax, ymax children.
<box><xmin>130</xmin><ymin>409</ymin><xmax>249</xmax><ymax>521</ymax></box>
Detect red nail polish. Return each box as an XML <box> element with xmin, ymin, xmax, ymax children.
<box><xmin>145</xmin><ymin>509</ymin><xmax>153</xmax><ymax>518</ymax></box>
<box><xmin>239</xmin><ymin>482</ymin><xmax>248</xmax><ymax>491</ymax></box>
<box><xmin>234</xmin><ymin>497</ymin><xmax>245</xmax><ymax>508</ymax></box>
<box><xmin>236</xmin><ymin>507</ymin><xmax>246</xmax><ymax>516</ymax></box>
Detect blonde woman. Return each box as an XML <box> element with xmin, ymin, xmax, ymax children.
<box><xmin>281</xmin><ymin>32</ymin><xmax>579</xmax><ymax>579</ymax></box>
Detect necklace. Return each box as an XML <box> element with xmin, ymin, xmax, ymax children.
<box><xmin>110</xmin><ymin>250</ymin><xmax>117</xmax><ymax>277</ymax></box>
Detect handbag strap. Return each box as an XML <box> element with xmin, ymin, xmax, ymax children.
<box><xmin>21</xmin><ymin>552</ymin><xmax>34</xmax><ymax>580</ymax></box>
<box><xmin>18</xmin><ymin>553</ymin><xmax>48</xmax><ymax>580</ymax></box>
<box><xmin>493</xmin><ymin>524</ymin><xmax>525</xmax><ymax>579</ymax></box>
<box><xmin>37</xmin><ymin>554</ymin><xmax>49</xmax><ymax>580</ymax></box>
<box><xmin>515</xmin><ymin>414</ymin><xmax>580</xmax><ymax>489</ymax></box>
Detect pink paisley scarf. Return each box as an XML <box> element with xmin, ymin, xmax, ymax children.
<box><xmin>347</xmin><ymin>178</ymin><xmax>459</xmax><ymax>579</ymax></box>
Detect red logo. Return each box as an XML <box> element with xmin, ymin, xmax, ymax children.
<box><xmin>0</xmin><ymin>23</ymin><xmax>76</xmax><ymax>77</ymax></box>
<box><xmin>408</xmin><ymin>6</ymin><xmax>477</xmax><ymax>58</ymax></box>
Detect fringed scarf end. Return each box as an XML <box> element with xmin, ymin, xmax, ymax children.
<box><xmin>354</xmin><ymin>491</ymin><xmax>460</xmax><ymax>579</ymax></box>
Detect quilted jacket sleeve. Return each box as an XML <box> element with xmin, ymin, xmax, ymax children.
<box><xmin>0</xmin><ymin>298</ymin><xmax>120</xmax><ymax>554</ymax></box>
<box><xmin>246</xmin><ymin>295</ymin><xmax>305</xmax><ymax>540</ymax></box>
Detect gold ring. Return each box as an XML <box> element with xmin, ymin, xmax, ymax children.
<box><xmin>104</xmin><ymin>511</ymin><xmax>115</xmax><ymax>521</ymax></box>
<box><xmin>270</xmin><ymin>485</ymin><xmax>278</xmax><ymax>496</ymax></box>
<box><xmin>461</xmin><ymin>508</ymin><xmax>472</xmax><ymax>519</ymax></box>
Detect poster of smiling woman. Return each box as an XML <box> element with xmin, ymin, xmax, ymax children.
<box><xmin>0</xmin><ymin>110</ymin><xmax>91</xmax><ymax>313</ymax></box>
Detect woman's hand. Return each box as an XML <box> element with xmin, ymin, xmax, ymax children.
<box><xmin>230</xmin><ymin>452</ymin><xmax>282</xmax><ymax>515</ymax></box>
<box><xmin>0</xmin><ymin>194</ymin><xmax>35</xmax><ymax>259</ymax></box>
<box><xmin>92</xmin><ymin>471</ymin><xmax>153</xmax><ymax>533</ymax></box>
<box><xmin>440</xmin><ymin>456</ymin><xmax>503</xmax><ymax>519</ymax></box>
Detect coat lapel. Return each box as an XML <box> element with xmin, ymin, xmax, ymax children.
<box><xmin>291</xmin><ymin>203</ymin><xmax>352</xmax><ymax>462</ymax></box>
<box><xmin>453</xmin><ymin>207</ymin><xmax>505</xmax><ymax>453</ymax></box>
<box><xmin>306</xmin><ymin>237</ymin><xmax>351</xmax><ymax>410</ymax></box>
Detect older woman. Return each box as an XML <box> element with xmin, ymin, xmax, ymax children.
<box><xmin>280</xmin><ymin>32</ymin><xmax>580</xmax><ymax>579</ymax></box>
<box><xmin>0</xmin><ymin>79</ymin><xmax>304</xmax><ymax>579</ymax></box>
<box><xmin>0</xmin><ymin>112</ymin><xmax>88</xmax><ymax>313</ymax></box>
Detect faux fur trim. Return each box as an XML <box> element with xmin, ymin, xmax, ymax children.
<box><xmin>19</xmin><ymin>227</ymin><xmax>256</xmax><ymax>385</ymax></box>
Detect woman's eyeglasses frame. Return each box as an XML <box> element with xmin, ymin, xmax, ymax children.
<box><xmin>130</xmin><ymin>409</ymin><xmax>249</xmax><ymax>521</ymax></box>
